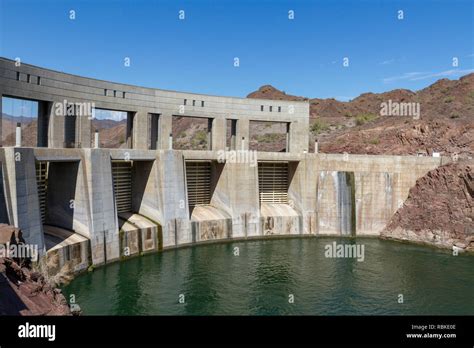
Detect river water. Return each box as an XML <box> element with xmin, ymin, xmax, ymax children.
<box><xmin>63</xmin><ymin>237</ymin><xmax>474</xmax><ymax>315</ymax></box>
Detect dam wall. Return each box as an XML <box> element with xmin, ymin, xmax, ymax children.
<box><xmin>0</xmin><ymin>57</ymin><xmax>447</xmax><ymax>274</ymax></box>
<box><xmin>0</xmin><ymin>147</ymin><xmax>444</xmax><ymax>268</ymax></box>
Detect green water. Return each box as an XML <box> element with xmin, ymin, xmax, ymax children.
<box><xmin>63</xmin><ymin>237</ymin><xmax>474</xmax><ymax>315</ymax></box>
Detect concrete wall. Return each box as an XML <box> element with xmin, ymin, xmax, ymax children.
<box><xmin>313</xmin><ymin>154</ymin><xmax>446</xmax><ymax>236</ymax></box>
<box><xmin>0</xmin><ymin>147</ymin><xmax>444</xmax><ymax>270</ymax></box>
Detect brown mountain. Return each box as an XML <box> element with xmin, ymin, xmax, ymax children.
<box><xmin>1</xmin><ymin>114</ymin><xmax>37</xmax><ymax>147</ymax></box>
<box><xmin>92</xmin><ymin>119</ymin><xmax>127</xmax><ymax>148</ymax></box>
<box><xmin>247</xmin><ymin>73</ymin><xmax>474</xmax><ymax>157</ymax></box>
<box><xmin>247</xmin><ymin>85</ymin><xmax>308</xmax><ymax>102</ymax></box>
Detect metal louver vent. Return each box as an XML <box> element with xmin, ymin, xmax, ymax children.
<box><xmin>36</xmin><ymin>161</ymin><xmax>48</xmax><ymax>223</ymax></box>
<box><xmin>258</xmin><ymin>162</ymin><xmax>289</xmax><ymax>204</ymax></box>
<box><xmin>186</xmin><ymin>161</ymin><xmax>211</xmax><ymax>209</ymax></box>
<box><xmin>112</xmin><ymin>160</ymin><xmax>132</xmax><ymax>214</ymax></box>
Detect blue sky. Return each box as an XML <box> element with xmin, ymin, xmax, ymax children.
<box><xmin>1</xmin><ymin>0</ymin><xmax>473</xmax><ymax>104</ymax></box>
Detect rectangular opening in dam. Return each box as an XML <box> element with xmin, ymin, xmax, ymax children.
<box><xmin>1</xmin><ymin>96</ymin><xmax>47</xmax><ymax>147</ymax></box>
<box><xmin>43</xmin><ymin>161</ymin><xmax>80</xmax><ymax>230</ymax></box>
<box><xmin>112</xmin><ymin>160</ymin><xmax>133</xmax><ymax>214</ymax></box>
<box><xmin>111</xmin><ymin>159</ymin><xmax>158</xmax><ymax>215</ymax></box>
<box><xmin>172</xmin><ymin>116</ymin><xmax>212</xmax><ymax>150</ymax></box>
<box><xmin>111</xmin><ymin>159</ymin><xmax>162</xmax><ymax>256</ymax></box>
<box><xmin>36</xmin><ymin>160</ymin><xmax>82</xmax><ymax>227</ymax></box>
<box><xmin>258</xmin><ymin>162</ymin><xmax>289</xmax><ymax>204</ymax></box>
<box><xmin>186</xmin><ymin>161</ymin><xmax>212</xmax><ymax>213</ymax></box>
<box><xmin>92</xmin><ymin>109</ymin><xmax>130</xmax><ymax>148</ymax></box>
<box><xmin>35</xmin><ymin>159</ymin><xmax>86</xmax><ymax>257</ymax></box>
<box><xmin>226</xmin><ymin>119</ymin><xmax>237</xmax><ymax>150</ymax></box>
<box><xmin>249</xmin><ymin>120</ymin><xmax>289</xmax><ymax>152</ymax></box>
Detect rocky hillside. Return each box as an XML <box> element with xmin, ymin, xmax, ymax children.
<box><xmin>92</xmin><ymin>119</ymin><xmax>127</xmax><ymax>148</ymax></box>
<box><xmin>381</xmin><ymin>162</ymin><xmax>474</xmax><ymax>252</ymax></box>
<box><xmin>1</xmin><ymin>115</ymin><xmax>37</xmax><ymax>147</ymax></box>
<box><xmin>247</xmin><ymin>84</ymin><xmax>308</xmax><ymax>102</ymax></box>
<box><xmin>247</xmin><ymin>73</ymin><xmax>474</xmax><ymax>157</ymax></box>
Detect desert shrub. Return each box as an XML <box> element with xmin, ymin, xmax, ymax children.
<box><xmin>369</xmin><ymin>137</ymin><xmax>380</xmax><ymax>145</ymax></box>
<box><xmin>355</xmin><ymin>113</ymin><xmax>377</xmax><ymax>126</ymax></box>
<box><xmin>444</xmin><ymin>96</ymin><xmax>454</xmax><ymax>103</ymax></box>
<box><xmin>257</xmin><ymin>133</ymin><xmax>281</xmax><ymax>143</ymax></box>
<box><xmin>310</xmin><ymin>119</ymin><xmax>329</xmax><ymax>135</ymax></box>
<box><xmin>191</xmin><ymin>130</ymin><xmax>208</xmax><ymax>147</ymax></box>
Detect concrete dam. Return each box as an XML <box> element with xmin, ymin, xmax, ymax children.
<box><xmin>0</xmin><ymin>57</ymin><xmax>445</xmax><ymax>275</ymax></box>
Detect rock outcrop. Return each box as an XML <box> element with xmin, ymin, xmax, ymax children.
<box><xmin>381</xmin><ymin>162</ymin><xmax>474</xmax><ymax>252</ymax></box>
<box><xmin>0</xmin><ymin>225</ymin><xmax>72</xmax><ymax>315</ymax></box>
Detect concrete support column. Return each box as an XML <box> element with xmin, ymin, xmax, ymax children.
<box><xmin>288</xmin><ymin>158</ymin><xmax>317</xmax><ymax>235</ymax></box>
<box><xmin>211</xmin><ymin>117</ymin><xmax>226</xmax><ymax>151</ymax></box>
<box><xmin>157</xmin><ymin>151</ymin><xmax>190</xmax><ymax>247</ymax></box>
<box><xmin>0</xmin><ymin>148</ymin><xmax>45</xmax><ymax>253</ymax></box>
<box><xmin>48</xmin><ymin>101</ymin><xmax>65</xmax><ymax>148</ymax></box>
<box><xmin>212</xmin><ymin>161</ymin><xmax>260</xmax><ymax>238</ymax></box>
<box><xmin>236</xmin><ymin>118</ymin><xmax>250</xmax><ymax>151</ymax></box>
<box><xmin>76</xmin><ymin>114</ymin><xmax>91</xmax><ymax>148</ymax></box>
<box><xmin>94</xmin><ymin>130</ymin><xmax>99</xmax><ymax>148</ymax></box>
<box><xmin>82</xmin><ymin>149</ymin><xmax>119</xmax><ymax>265</ymax></box>
<box><xmin>288</xmin><ymin>118</ymin><xmax>309</xmax><ymax>153</ymax></box>
<box><xmin>159</xmin><ymin>114</ymin><xmax>173</xmax><ymax>150</ymax></box>
<box><xmin>126</xmin><ymin>111</ymin><xmax>134</xmax><ymax>149</ymax></box>
<box><xmin>15</xmin><ymin>123</ymin><xmax>21</xmax><ymax>147</ymax></box>
<box><xmin>132</xmin><ymin>109</ymin><xmax>149</xmax><ymax>150</ymax></box>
